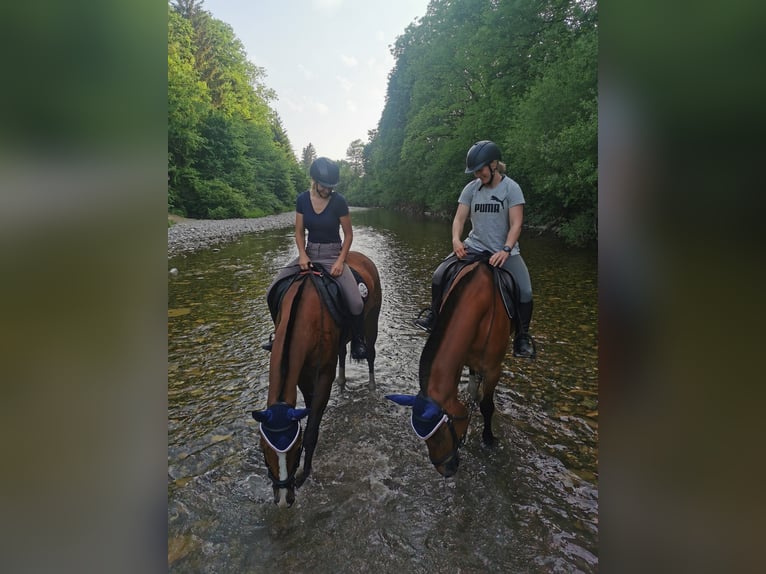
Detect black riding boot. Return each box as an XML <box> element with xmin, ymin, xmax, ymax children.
<box><xmin>350</xmin><ymin>313</ymin><xmax>368</xmax><ymax>360</ymax></box>
<box><xmin>261</xmin><ymin>333</ymin><xmax>273</xmax><ymax>352</ymax></box>
<box><xmin>513</xmin><ymin>300</ymin><xmax>536</xmax><ymax>359</ymax></box>
<box><xmin>414</xmin><ymin>281</ymin><xmax>439</xmax><ymax>332</ymax></box>
<box><xmin>413</xmin><ymin>306</ymin><xmax>435</xmax><ymax>332</ymax></box>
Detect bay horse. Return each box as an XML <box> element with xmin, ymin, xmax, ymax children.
<box><xmin>387</xmin><ymin>256</ymin><xmax>513</xmax><ymax>477</ymax></box>
<box><xmin>252</xmin><ymin>251</ymin><xmax>381</xmax><ymax>506</ymax></box>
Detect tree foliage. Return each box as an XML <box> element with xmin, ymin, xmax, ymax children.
<box><xmin>168</xmin><ymin>0</ymin><xmax>597</xmax><ymax>246</ymax></box>
<box><xmin>301</xmin><ymin>143</ymin><xmax>317</xmax><ymax>173</ymax></box>
<box><xmin>167</xmin><ymin>1</ymin><xmax>307</xmax><ymax>218</ymax></box>
<box><xmin>354</xmin><ymin>0</ymin><xmax>598</xmax><ymax>246</ymax></box>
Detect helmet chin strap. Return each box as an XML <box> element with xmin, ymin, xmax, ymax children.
<box><xmin>478</xmin><ymin>164</ymin><xmax>496</xmax><ymax>191</ymax></box>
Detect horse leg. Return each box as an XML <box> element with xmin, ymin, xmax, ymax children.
<box><xmin>335</xmin><ymin>343</ymin><xmax>347</xmax><ymax>392</ymax></box>
<box><xmin>365</xmin><ymin>344</ymin><xmax>376</xmax><ymax>390</ymax></box>
<box><xmin>479</xmin><ymin>373</ymin><xmax>500</xmax><ymax>446</ymax></box>
<box><xmin>365</xmin><ymin>308</ymin><xmax>379</xmax><ymax>390</ymax></box>
<box><xmin>295</xmin><ymin>383</ymin><xmax>331</xmax><ymax>487</ymax></box>
<box><xmin>467</xmin><ymin>368</ymin><xmax>481</xmax><ymax>402</ymax></box>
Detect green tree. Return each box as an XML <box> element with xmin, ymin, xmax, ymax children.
<box><xmin>361</xmin><ymin>0</ymin><xmax>597</xmax><ymax>246</ymax></box>
<box><xmin>168</xmin><ymin>0</ymin><xmax>303</xmax><ymax>217</ymax></box>
<box><xmin>301</xmin><ymin>143</ymin><xmax>317</xmax><ymax>172</ymax></box>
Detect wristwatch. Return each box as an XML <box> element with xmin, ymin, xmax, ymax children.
<box><xmin>502</xmin><ymin>245</ymin><xmax>512</xmax><ymax>253</ymax></box>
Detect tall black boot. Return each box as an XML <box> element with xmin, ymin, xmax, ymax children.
<box><xmin>513</xmin><ymin>300</ymin><xmax>536</xmax><ymax>358</ymax></box>
<box><xmin>350</xmin><ymin>313</ymin><xmax>368</xmax><ymax>360</ymax></box>
<box><xmin>413</xmin><ymin>281</ymin><xmax>439</xmax><ymax>332</ymax></box>
<box><xmin>261</xmin><ymin>333</ymin><xmax>273</xmax><ymax>352</ymax></box>
<box><xmin>413</xmin><ymin>305</ymin><xmax>436</xmax><ymax>332</ymax></box>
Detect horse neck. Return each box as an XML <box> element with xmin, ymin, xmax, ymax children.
<box><xmin>422</xmin><ymin>264</ymin><xmax>497</xmax><ymax>405</ymax></box>
<box><xmin>268</xmin><ymin>276</ymin><xmax>337</xmax><ymax>405</ymax></box>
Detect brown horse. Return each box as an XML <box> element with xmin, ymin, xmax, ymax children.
<box><xmin>252</xmin><ymin>251</ymin><xmax>381</xmax><ymax>506</ymax></box>
<box><xmin>335</xmin><ymin>252</ymin><xmax>382</xmax><ymax>392</ymax></box>
<box><xmin>387</xmin><ymin>258</ymin><xmax>513</xmax><ymax>477</ymax></box>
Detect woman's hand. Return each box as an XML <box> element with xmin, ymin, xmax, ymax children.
<box><xmin>452</xmin><ymin>238</ymin><xmax>467</xmax><ymax>259</ymax></box>
<box><xmin>489</xmin><ymin>250</ymin><xmax>509</xmax><ymax>267</ymax></box>
<box><xmin>298</xmin><ymin>254</ymin><xmax>311</xmax><ymax>270</ymax></box>
<box><xmin>330</xmin><ymin>259</ymin><xmax>344</xmax><ymax>277</ymax></box>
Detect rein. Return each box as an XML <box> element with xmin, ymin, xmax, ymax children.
<box><xmin>268</xmin><ymin>266</ymin><xmax>325</xmax><ymax>489</ymax></box>
<box><xmin>307</xmin><ymin>267</ymin><xmax>325</xmax><ymax>402</ymax></box>
<box><xmin>428</xmin><ymin>263</ymin><xmax>499</xmax><ymax>469</ymax></box>
<box><xmin>264</xmin><ymin>441</ymin><xmax>304</xmax><ymax>489</ymax></box>
<box><xmin>428</xmin><ymin>409</ymin><xmax>470</xmax><ymax>468</ymax></box>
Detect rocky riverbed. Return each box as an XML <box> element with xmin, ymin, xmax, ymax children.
<box><xmin>167</xmin><ymin>208</ymin><xmax>370</xmax><ymax>258</ymax></box>
<box><xmin>167</xmin><ymin>212</ymin><xmax>295</xmax><ymax>258</ymax></box>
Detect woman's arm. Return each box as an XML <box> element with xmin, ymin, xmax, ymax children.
<box><xmin>295</xmin><ymin>212</ymin><xmax>310</xmax><ymax>270</ymax></box>
<box><xmin>505</xmin><ymin>204</ymin><xmax>523</xmax><ymax>249</ymax></box>
<box><xmin>489</xmin><ymin>204</ymin><xmax>523</xmax><ymax>267</ymax></box>
<box><xmin>452</xmin><ymin>203</ymin><xmax>470</xmax><ymax>258</ymax></box>
<box><xmin>331</xmin><ymin>214</ymin><xmax>353</xmax><ymax>277</ymax></box>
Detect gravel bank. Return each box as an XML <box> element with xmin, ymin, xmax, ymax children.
<box><xmin>167</xmin><ymin>208</ymin><xmax>370</xmax><ymax>258</ymax></box>
<box><xmin>168</xmin><ymin>212</ymin><xmax>295</xmax><ymax>258</ymax></box>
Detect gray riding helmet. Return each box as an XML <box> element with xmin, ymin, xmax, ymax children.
<box><xmin>465</xmin><ymin>140</ymin><xmax>501</xmax><ymax>173</ymax></box>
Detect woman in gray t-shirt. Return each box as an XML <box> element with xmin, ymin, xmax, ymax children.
<box><xmin>414</xmin><ymin>140</ymin><xmax>536</xmax><ymax>358</ymax></box>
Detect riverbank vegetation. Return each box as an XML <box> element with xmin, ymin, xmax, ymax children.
<box><xmin>168</xmin><ymin>0</ymin><xmax>597</xmax><ymax>247</ymax></box>
<box><xmin>168</xmin><ymin>1</ymin><xmax>308</xmax><ymax>220</ymax></box>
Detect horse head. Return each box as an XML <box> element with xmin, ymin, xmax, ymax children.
<box><xmin>252</xmin><ymin>402</ymin><xmax>310</xmax><ymax>507</ymax></box>
<box><xmin>386</xmin><ymin>393</ymin><xmax>468</xmax><ymax>477</ymax></box>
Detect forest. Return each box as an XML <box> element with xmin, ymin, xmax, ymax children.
<box><xmin>168</xmin><ymin>0</ymin><xmax>597</xmax><ymax>246</ymax></box>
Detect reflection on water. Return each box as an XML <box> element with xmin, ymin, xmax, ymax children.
<box><xmin>168</xmin><ymin>209</ymin><xmax>598</xmax><ymax>573</ymax></box>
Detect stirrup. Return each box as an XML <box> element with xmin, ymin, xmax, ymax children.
<box><xmin>513</xmin><ymin>334</ymin><xmax>536</xmax><ymax>359</ymax></box>
<box><xmin>261</xmin><ymin>333</ymin><xmax>273</xmax><ymax>352</ymax></box>
<box><xmin>413</xmin><ymin>308</ymin><xmax>434</xmax><ymax>332</ymax></box>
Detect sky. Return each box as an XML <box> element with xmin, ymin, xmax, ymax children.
<box><xmin>201</xmin><ymin>0</ymin><xmax>431</xmax><ymax>161</ymax></box>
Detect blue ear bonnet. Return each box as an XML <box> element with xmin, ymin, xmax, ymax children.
<box><xmin>252</xmin><ymin>403</ymin><xmax>310</xmax><ymax>453</ymax></box>
<box><xmin>386</xmin><ymin>393</ymin><xmax>447</xmax><ymax>440</ymax></box>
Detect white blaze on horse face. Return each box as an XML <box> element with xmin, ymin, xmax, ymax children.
<box><xmin>277</xmin><ymin>451</ymin><xmax>290</xmax><ymax>506</ymax></box>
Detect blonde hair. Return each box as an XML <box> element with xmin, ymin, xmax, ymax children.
<box><xmin>496</xmin><ymin>161</ymin><xmax>507</xmax><ymax>174</ymax></box>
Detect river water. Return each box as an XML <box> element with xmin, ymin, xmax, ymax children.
<box><xmin>168</xmin><ymin>209</ymin><xmax>598</xmax><ymax>573</ymax></box>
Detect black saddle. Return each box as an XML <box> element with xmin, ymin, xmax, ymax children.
<box><xmin>437</xmin><ymin>252</ymin><xmax>520</xmax><ymax>321</ymax></box>
<box><xmin>267</xmin><ymin>264</ymin><xmax>368</xmax><ymax>326</ymax></box>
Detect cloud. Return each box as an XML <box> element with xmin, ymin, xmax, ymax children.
<box><xmin>284</xmin><ymin>97</ymin><xmax>304</xmax><ymax>113</ymax></box>
<box><xmin>340</xmin><ymin>54</ymin><xmax>358</xmax><ymax>68</ymax></box>
<box><xmin>335</xmin><ymin>75</ymin><xmax>353</xmax><ymax>92</ymax></box>
<box><xmin>346</xmin><ymin>99</ymin><xmax>358</xmax><ymax>113</ymax></box>
<box><xmin>298</xmin><ymin>64</ymin><xmax>313</xmax><ymax>80</ymax></box>
<box><xmin>313</xmin><ymin>101</ymin><xmax>329</xmax><ymax>115</ymax></box>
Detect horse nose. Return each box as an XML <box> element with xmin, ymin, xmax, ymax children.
<box><xmin>440</xmin><ymin>457</ymin><xmax>460</xmax><ymax>478</ymax></box>
<box><xmin>275</xmin><ymin>488</ymin><xmax>296</xmax><ymax>508</ymax></box>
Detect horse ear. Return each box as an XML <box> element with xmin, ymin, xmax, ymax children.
<box><xmin>385</xmin><ymin>394</ymin><xmax>417</xmax><ymax>407</ymax></box>
<box><xmin>422</xmin><ymin>400</ymin><xmax>443</xmax><ymax>419</ymax></box>
<box><xmin>288</xmin><ymin>407</ymin><xmax>310</xmax><ymax>421</ymax></box>
<box><xmin>252</xmin><ymin>409</ymin><xmax>271</xmax><ymax>423</ymax></box>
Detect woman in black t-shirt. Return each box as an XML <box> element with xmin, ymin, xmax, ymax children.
<box><xmin>263</xmin><ymin>157</ymin><xmax>367</xmax><ymax>360</ymax></box>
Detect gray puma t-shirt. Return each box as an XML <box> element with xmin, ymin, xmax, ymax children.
<box><xmin>459</xmin><ymin>175</ymin><xmax>525</xmax><ymax>255</ymax></box>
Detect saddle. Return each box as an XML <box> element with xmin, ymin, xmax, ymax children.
<box><xmin>267</xmin><ymin>264</ymin><xmax>369</xmax><ymax>326</ymax></box>
<box><xmin>437</xmin><ymin>252</ymin><xmax>520</xmax><ymax>321</ymax></box>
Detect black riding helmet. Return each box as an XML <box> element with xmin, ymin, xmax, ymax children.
<box><xmin>465</xmin><ymin>140</ymin><xmax>501</xmax><ymax>173</ymax></box>
<box><xmin>310</xmin><ymin>157</ymin><xmax>340</xmax><ymax>188</ymax></box>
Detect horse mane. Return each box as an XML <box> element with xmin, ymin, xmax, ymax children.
<box><xmin>418</xmin><ymin>262</ymin><xmax>487</xmax><ymax>390</ymax></box>
<box><xmin>278</xmin><ymin>274</ymin><xmax>309</xmax><ymax>401</ymax></box>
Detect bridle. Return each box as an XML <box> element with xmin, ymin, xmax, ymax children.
<box><xmin>427</xmin><ymin>406</ymin><xmax>471</xmax><ymax>468</ymax></box>
<box><xmin>263</xmin><ymin>437</ymin><xmax>304</xmax><ymax>490</ymax></box>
